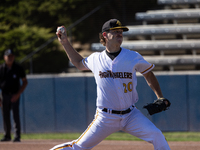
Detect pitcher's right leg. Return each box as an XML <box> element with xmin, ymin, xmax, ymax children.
<box><xmin>49</xmin><ymin>110</ymin><xmax>120</xmax><ymax>150</ymax></box>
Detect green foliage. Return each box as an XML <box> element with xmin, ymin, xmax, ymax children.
<box><xmin>1</xmin><ymin>132</ymin><xmax>200</xmax><ymax>141</ymax></box>
<box><xmin>0</xmin><ymin>25</ymin><xmax>63</xmax><ymax>73</ymax></box>
<box><xmin>1</xmin><ymin>25</ymin><xmax>53</xmax><ymax>55</ymax></box>
<box><xmin>164</xmin><ymin>132</ymin><xmax>200</xmax><ymax>141</ymax></box>
<box><xmin>0</xmin><ymin>0</ymin><xmax>105</xmax><ymax>73</ymax></box>
<box><xmin>20</xmin><ymin>133</ymin><xmax>82</xmax><ymax>140</ymax></box>
<box><xmin>0</xmin><ymin>0</ymin><xmax>158</xmax><ymax>73</ymax></box>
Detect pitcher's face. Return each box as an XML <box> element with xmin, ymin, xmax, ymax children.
<box><xmin>104</xmin><ymin>29</ymin><xmax>123</xmax><ymax>46</ymax></box>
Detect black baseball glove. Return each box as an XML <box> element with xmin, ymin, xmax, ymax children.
<box><xmin>143</xmin><ymin>98</ymin><xmax>171</xmax><ymax>115</ymax></box>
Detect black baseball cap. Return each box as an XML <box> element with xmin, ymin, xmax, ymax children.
<box><xmin>4</xmin><ymin>49</ymin><xmax>14</xmax><ymax>56</ymax></box>
<box><xmin>102</xmin><ymin>19</ymin><xmax>129</xmax><ymax>33</ymax></box>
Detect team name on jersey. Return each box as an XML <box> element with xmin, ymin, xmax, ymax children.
<box><xmin>99</xmin><ymin>70</ymin><xmax>132</xmax><ymax>79</ymax></box>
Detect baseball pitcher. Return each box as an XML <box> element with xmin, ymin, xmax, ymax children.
<box><xmin>50</xmin><ymin>19</ymin><xmax>171</xmax><ymax>150</ymax></box>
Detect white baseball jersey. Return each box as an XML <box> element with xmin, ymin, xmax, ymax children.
<box><xmin>50</xmin><ymin>47</ymin><xmax>171</xmax><ymax>150</ymax></box>
<box><xmin>83</xmin><ymin>47</ymin><xmax>154</xmax><ymax>110</ymax></box>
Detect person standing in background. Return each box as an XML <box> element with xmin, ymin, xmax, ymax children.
<box><xmin>0</xmin><ymin>49</ymin><xmax>28</xmax><ymax>142</ymax></box>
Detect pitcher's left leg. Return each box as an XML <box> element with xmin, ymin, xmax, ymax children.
<box><xmin>123</xmin><ymin>108</ymin><xmax>170</xmax><ymax>150</ymax></box>
<box><xmin>50</xmin><ymin>110</ymin><xmax>119</xmax><ymax>150</ymax></box>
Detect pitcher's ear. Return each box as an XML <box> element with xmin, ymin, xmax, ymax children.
<box><xmin>102</xmin><ymin>32</ymin><xmax>107</xmax><ymax>37</ymax></box>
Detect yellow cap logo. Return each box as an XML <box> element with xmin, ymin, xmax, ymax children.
<box><xmin>116</xmin><ymin>20</ymin><xmax>122</xmax><ymax>26</ymax></box>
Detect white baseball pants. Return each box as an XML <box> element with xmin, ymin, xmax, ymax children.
<box><xmin>50</xmin><ymin>107</ymin><xmax>170</xmax><ymax>150</ymax></box>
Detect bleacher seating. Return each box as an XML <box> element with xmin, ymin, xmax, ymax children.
<box><xmin>91</xmin><ymin>0</ymin><xmax>200</xmax><ymax>71</ymax></box>
<box><xmin>158</xmin><ymin>0</ymin><xmax>200</xmax><ymax>12</ymax></box>
<box><xmin>136</xmin><ymin>9</ymin><xmax>200</xmax><ymax>24</ymax></box>
<box><xmin>92</xmin><ymin>40</ymin><xmax>200</xmax><ymax>55</ymax></box>
<box><xmin>123</xmin><ymin>24</ymin><xmax>200</xmax><ymax>37</ymax></box>
<box><xmin>92</xmin><ymin>39</ymin><xmax>200</xmax><ymax>51</ymax></box>
<box><xmin>123</xmin><ymin>24</ymin><xmax>200</xmax><ymax>40</ymax></box>
<box><xmin>158</xmin><ymin>0</ymin><xmax>200</xmax><ymax>5</ymax></box>
<box><xmin>144</xmin><ymin>55</ymin><xmax>200</xmax><ymax>71</ymax></box>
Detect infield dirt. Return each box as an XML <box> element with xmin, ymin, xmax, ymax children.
<box><xmin>0</xmin><ymin>140</ymin><xmax>200</xmax><ymax>150</ymax></box>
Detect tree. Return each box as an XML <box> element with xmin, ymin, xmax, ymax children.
<box><xmin>0</xmin><ymin>0</ymin><xmax>158</xmax><ymax>73</ymax></box>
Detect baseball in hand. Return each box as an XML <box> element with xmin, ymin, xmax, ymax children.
<box><xmin>57</xmin><ymin>26</ymin><xmax>65</xmax><ymax>33</ymax></box>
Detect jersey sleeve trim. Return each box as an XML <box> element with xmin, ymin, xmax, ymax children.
<box><xmin>141</xmin><ymin>64</ymin><xmax>155</xmax><ymax>74</ymax></box>
<box><xmin>82</xmin><ymin>59</ymin><xmax>90</xmax><ymax>70</ymax></box>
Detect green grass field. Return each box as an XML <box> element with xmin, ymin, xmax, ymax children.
<box><xmin>1</xmin><ymin>132</ymin><xmax>200</xmax><ymax>141</ymax></box>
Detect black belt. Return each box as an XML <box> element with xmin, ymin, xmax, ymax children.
<box><xmin>102</xmin><ymin>106</ymin><xmax>134</xmax><ymax>115</ymax></box>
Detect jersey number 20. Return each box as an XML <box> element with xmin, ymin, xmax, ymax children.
<box><xmin>123</xmin><ymin>82</ymin><xmax>133</xmax><ymax>93</ymax></box>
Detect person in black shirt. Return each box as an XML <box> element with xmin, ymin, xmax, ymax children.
<box><xmin>0</xmin><ymin>49</ymin><xmax>28</xmax><ymax>142</ymax></box>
